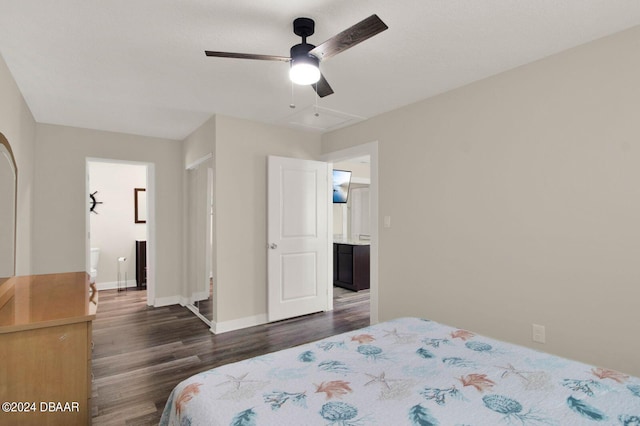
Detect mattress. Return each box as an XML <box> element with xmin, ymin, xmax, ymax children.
<box><xmin>160</xmin><ymin>317</ymin><xmax>640</xmax><ymax>425</ymax></box>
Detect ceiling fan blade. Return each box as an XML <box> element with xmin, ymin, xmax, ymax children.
<box><xmin>312</xmin><ymin>74</ymin><xmax>334</xmax><ymax>98</ymax></box>
<box><xmin>309</xmin><ymin>14</ymin><xmax>388</xmax><ymax>61</ymax></box>
<box><xmin>205</xmin><ymin>51</ymin><xmax>290</xmax><ymax>62</ymax></box>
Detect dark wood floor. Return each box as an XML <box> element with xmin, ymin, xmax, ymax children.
<box><xmin>91</xmin><ymin>287</ymin><xmax>369</xmax><ymax>425</ymax></box>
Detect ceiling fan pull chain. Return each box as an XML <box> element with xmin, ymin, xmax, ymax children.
<box><xmin>290</xmin><ymin>81</ymin><xmax>296</xmax><ymax>109</ymax></box>
<box><xmin>314</xmin><ymin>85</ymin><xmax>319</xmax><ymax>117</ymax></box>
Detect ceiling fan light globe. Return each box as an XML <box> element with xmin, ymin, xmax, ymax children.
<box><xmin>289</xmin><ymin>63</ymin><xmax>320</xmax><ymax>85</ymax></box>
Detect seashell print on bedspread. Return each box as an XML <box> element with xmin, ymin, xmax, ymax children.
<box><xmin>160</xmin><ymin>317</ymin><xmax>640</xmax><ymax>425</ymax></box>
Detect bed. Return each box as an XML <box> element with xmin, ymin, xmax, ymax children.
<box><xmin>160</xmin><ymin>317</ymin><xmax>640</xmax><ymax>425</ymax></box>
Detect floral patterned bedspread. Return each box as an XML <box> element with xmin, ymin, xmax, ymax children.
<box><xmin>160</xmin><ymin>317</ymin><xmax>640</xmax><ymax>425</ymax></box>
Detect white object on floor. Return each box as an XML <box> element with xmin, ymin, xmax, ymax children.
<box><xmin>117</xmin><ymin>256</ymin><xmax>127</xmax><ymax>292</ymax></box>
<box><xmin>89</xmin><ymin>248</ymin><xmax>100</xmax><ymax>284</ymax></box>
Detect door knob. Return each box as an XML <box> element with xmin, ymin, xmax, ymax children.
<box><xmin>269</xmin><ymin>243</ymin><xmax>278</xmax><ymax>249</ymax></box>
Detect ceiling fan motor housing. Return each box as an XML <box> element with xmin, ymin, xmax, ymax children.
<box><xmin>290</xmin><ymin>43</ymin><xmax>318</xmax><ymax>65</ymax></box>
<box><xmin>290</xmin><ymin>18</ymin><xmax>320</xmax><ymax>85</ymax></box>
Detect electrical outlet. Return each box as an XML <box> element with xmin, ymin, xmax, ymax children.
<box><xmin>532</xmin><ymin>324</ymin><xmax>546</xmax><ymax>344</ymax></box>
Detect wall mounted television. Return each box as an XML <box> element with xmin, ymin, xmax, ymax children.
<box><xmin>332</xmin><ymin>169</ymin><xmax>352</xmax><ymax>203</ymax></box>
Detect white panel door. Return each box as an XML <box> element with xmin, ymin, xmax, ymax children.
<box><xmin>267</xmin><ymin>156</ymin><xmax>329</xmax><ymax>322</ymax></box>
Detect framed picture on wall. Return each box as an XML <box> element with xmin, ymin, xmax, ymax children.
<box><xmin>134</xmin><ymin>188</ymin><xmax>147</xmax><ymax>223</ymax></box>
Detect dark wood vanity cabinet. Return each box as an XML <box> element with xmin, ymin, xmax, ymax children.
<box><xmin>135</xmin><ymin>240</ymin><xmax>147</xmax><ymax>289</ymax></box>
<box><xmin>333</xmin><ymin>243</ymin><xmax>370</xmax><ymax>291</ymax></box>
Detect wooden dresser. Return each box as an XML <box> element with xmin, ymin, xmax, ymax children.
<box><xmin>0</xmin><ymin>272</ymin><xmax>98</xmax><ymax>425</ymax></box>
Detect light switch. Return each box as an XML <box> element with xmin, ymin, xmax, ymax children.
<box><xmin>532</xmin><ymin>324</ymin><xmax>545</xmax><ymax>344</ymax></box>
<box><xmin>383</xmin><ymin>216</ymin><xmax>391</xmax><ymax>228</ymax></box>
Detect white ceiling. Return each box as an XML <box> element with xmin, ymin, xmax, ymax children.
<box><xmin>1</xmin><ymin>1</ymin><xmax>639</xmax><ymax>140</ymax></box>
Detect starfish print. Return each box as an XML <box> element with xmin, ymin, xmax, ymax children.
<box><xmin>364</xmin><ymin>372</ymin><xmax>400</xmax><ymax>389</ymax></box>
<box><xmin>216</xmin><ymin>373</ymin><xmax>260</xmax><ymax>390</ymax></box>
<box><xmin>383</xmin><ymin>328</ymin><xmax>406</xmax><ymax>339</ymax></box>
<box><xmin>496</xmin><ymin>364</ymin><xmax>535</xmax><ymax>382</ymax></box>
<box><xmin>382</xmin><ymin>328</ymin><xmax>415</xmax><ymax>343</ymax></box>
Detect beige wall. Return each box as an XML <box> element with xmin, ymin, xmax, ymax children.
<box><xmin>183</xmin><ymin>115</ymin><xmax>215</xmax><ymax>168</ymax></box>
<box><xmin>322</xmin><ymin>26</ymin><xmax>640</xmax><ymax>376</ymax></box>
<box><xmin>0</xmin><ymin>54</ymin><xmax>36</xmax><ymax>275</ymax></box>
<box><xmin>32</xmin><ymin>124</ymin><xmax>183</xmax><ymax>301</ymax></box>
<box><xmin>213</xmin><ymin>115</ymin><xmax>322</xmax><ymax>325</ymax></box>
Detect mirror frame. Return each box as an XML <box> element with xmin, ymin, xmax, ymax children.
<box><xmin>134</xmin><ymin>187</ymin><xmax>147</xmax><ymax>224</ymax></box>
<box><xmin>0</xmin><ymin>133</ymin><xmax>17</xmax><ymax>277</ymax></box>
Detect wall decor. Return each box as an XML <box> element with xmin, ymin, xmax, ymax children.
<box><xmin>89</xmin><ymin>191</ymin><xmax>103</xmax><ymax>214</ymax></box>
<box><xmin>134</xmin><ymin>188</ymin><xmax>147</xmax><ymax>223</ymax></box>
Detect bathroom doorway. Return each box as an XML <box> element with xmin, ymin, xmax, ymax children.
<box><xmin>322</xmin><ymin>141</ymin><xmax>378</xmax><ymax>323</ymax></box>
<box><xmin>86</xmin><ymin>159</ymin><xmax>153</xmax><ymax>303</ymax></box>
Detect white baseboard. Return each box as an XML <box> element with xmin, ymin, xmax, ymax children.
<box><xmin>178</xmin><ymin>296</ymin><xmax>197</xmax><ymax>306</ymax></box>
<box><xmin>210</xmin><ymin>314</ymin><xmax>268</xmax><ymax>334</ymax></box>
<box><xmin>191</xmin><ymin>290</ymin><xmax>209</xmax><ymax>302</ymax></box>
<box><xmin>154</xmin><ymin>295</ymin><xmax>210</xmax><ymax>308</ymax></box>
<box><xmin>95</xmin><ymin>280</ymin><xmax>137</xmax><ymax>291</ymax></box>
<box><xmin>134</xmin><ymin>295</ymin><xmax>268</xmax><ymax>334</ymax></box>
<box><xmin>154</xmin><ymin>295</ymin><xmax>182</xmax><ymax>307</ymax></box>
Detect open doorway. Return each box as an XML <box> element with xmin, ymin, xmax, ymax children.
<box><xmin>86</xmin><ymin>159</ymin><xmax>154</xmax><ymax>304</ymax></box>
<box><xmin>323</xmin><ymin>141</ymin><xmax>379</xmax><ymax>323</ymax></box>
<box><xmin>332</xmin><ymin>156</ymin><xmax>371</xmax><ymax>242</ymax></box>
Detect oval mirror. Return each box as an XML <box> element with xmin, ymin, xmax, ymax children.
<box><xmin>0</xmin><ymin>133</ymin><xmax>17</xmax><ymax>280</ymax></box>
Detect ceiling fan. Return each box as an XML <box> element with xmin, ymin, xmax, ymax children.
<box><xmin>204</xmin><ymin>14</ymin><xmax>388</xmax><ymax>98</ymax></box>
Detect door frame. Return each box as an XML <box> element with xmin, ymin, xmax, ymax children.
<box><xmin>321</xmin><ymin>141</ymin><xmax>379</xmax><ymax>324</ymax></box>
